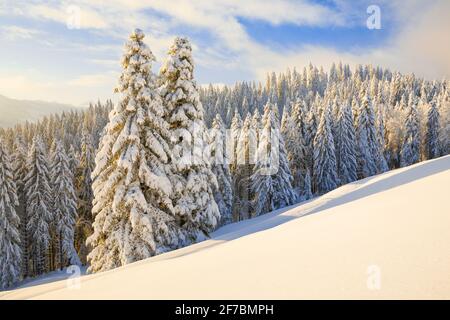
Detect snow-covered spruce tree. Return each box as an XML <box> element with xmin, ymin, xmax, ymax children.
<box><xmin>160</xmin><ymin>37</ymin><xmax>220</xmax><ymax>244</ymax></box>
<box><xmin>355</xmin><ymin>95</ymin><xmax>378</xmax><ymax>179</ymax></box>
<box><xmin>425</xmin><ymin>100</ymin><xmax>440</xmax><ymax>160</ymax></box>
<box><xmin>281</xmin><ymin>99</ymin><xmax>307</xmax><ymax>192</ymax></box>
<box><xmin>336</xmin><ymin>101</ymin><xmax>357</xmax><ymax>184</ymax></box>
<box><xmin>0</xmin><ymin>138</ymin><xmax>22</xmax><ymax>289</ymax></box>
<box><xmin>88</xmin><ymin>29</ymin><xmax>178</xmax><ymax>273</ymax></box>
<box><xmin>400</xmin><ymin>96</ymin><xmax>420</xmax><ymax>167</ymax></box>
<box><xmin>229</xmin><ymin>112</ymin><xmax>242</xmax><ymax>174</ymax></box>
<box><xmin>75</xmin><ymin>128</ymin><xmax>95</xmax><ymax>264</ymax></box>
<box><xmin>250</xmin><ymin>108</ymin><xmax>261</xmax><ymax>164</ymax></box>
<box><xmin>67</xmin><ymin>145</ymin><xmax>79</xmax><ymax>174</ymax></box>
<box><xmin>375</xmin><ymin>101</ymin><xmax>388</xmax><ymax>169</ymax></box>
<box><xmin>208</xmin><ymin>114</ymin><xmax>233</xmax><ymax>226</ymax></box>
<box><xmin>313</xmin><ymin>104</ymin><xmax>339</xmax><ymax>194</ymax></box>
<box><xmin>304</xmin><ymin>103</ymin><xmax>318</xmax><ymax>175</ymax></box>
<box><xmin>51</xmin><ymin>140</ymin><xmax>81</xmax><ymax>269</ymax></box>
<box><xmin>251</xmin><ymin>103</ymin><xmax>296</xmax><ymax>216</ymax></box>
<box><xmin>371</xmin><ymin>93</ymin><xmax>390</xmax><ymax>173</ymax></box>
<box><xmin>235</xmin><ymin>115</ymin><xmax>255</xmax><ymax>220</ymax></box>
<box><xmin>302</xmin><ymin>169</ymin><xmax>313</xmax><ymax>201</ymax></box>
<box><xmin>438</xmin><ymin>91</ymin><xmax>449</xmax><ymax>156</ymax></box>
<box><xmin>11</xmin><ymin>138</ymin><xmax>29</xmax><ymax>277</ymax></box>
<box><xmin>280</xmin><ymin>103</ymin><xmax>291</xmax><ymax>132</ymax></box>
<box><xmin>24</xmin><ymin>135</ymin><xmax>52</xmax><ymax>276</ymax></box>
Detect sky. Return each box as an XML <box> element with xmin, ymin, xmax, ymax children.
<box><xmin>0</xmin><ymin>0</ymin><xmax>449</xmax><ymax>106</ymax></box>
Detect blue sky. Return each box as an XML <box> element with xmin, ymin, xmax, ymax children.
<box><xmin>0</xmin><ymin>0</ymin><xmax>448</xmax><ymax>105</ymax></box>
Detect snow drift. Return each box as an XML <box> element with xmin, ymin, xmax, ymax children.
<box><xmin>1</xmin><ymin>155</ymin><xmax>449</xmax><ymax>299</ymax></box>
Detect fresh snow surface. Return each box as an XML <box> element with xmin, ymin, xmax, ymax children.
<box><xmin>2</xmin><ymin>156</ymin><xmax>449</xmax><ymax>299</ymax></box>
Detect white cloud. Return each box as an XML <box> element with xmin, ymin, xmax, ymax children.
<box><xmin>26</xmin><ymin>3</ymin><xmax>108</xmax><ymax>30</ymax></box>
<box><xmin>1</xmin><ymin>0</ymin><xmax>448</xmax><ymax>105</ymax></box>
<box><xmin>68</xmin><ymin>71</ymin><xmax>118</xmax><ymax>87</ymax></box>
<box><xmin>0</xmin><ymin>25</ymin><xmax>42</xmax><ymax>40</ymax></box>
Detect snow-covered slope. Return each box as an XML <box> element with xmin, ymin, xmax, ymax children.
<box><xmin>0</xmin><ymin>95</ymin><xmax>78</xmax><ymax>128</ymax></box>
<box><xmin>2</xmin><ymin>156</ymin><xmax>449</xmax><ymax>299</ymax></box>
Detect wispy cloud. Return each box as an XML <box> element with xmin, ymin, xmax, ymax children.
<box><xmin>68</xmin><ymin>71</ymin><xmax>118</xmax><ymax>87</ymax></box>
<box><xmin>0</xmin><ymin>25</ymin><xmax>42</xmax><ymax>40</ymax></box>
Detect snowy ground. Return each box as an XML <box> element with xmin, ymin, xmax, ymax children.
<box><xmin>1</xmin><ymin>156</ymin><xmax>449</xmax><ymax>299</ymax></box>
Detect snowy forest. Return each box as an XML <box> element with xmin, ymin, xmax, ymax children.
<box><xmin>0</xmin><ymin>29</ymin><xmax>449</xmax><ymax>289</ymax></box>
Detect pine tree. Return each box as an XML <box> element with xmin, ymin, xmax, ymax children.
<box><xmin>160</xmin><ymin>36</ymin><xmax>220</xmax><ymax>243</ymax></box>
<box><xmin>400</xmin><ymin>96</ymin><xmax>420</xmax><ymax>167</ymax></box>
<box><xmin>208</xmin><ymin>114</ymin><xmax>233</xmax><ymax>226</ymax></box>
<box><xmin>0</xmin><ymin>138</ymin><xmax>22</xmax><ymax>289</ymax></box>
<box><xmin>313</xmin><ymin>104</ymin><xmax>339</xmax><ymax>194</ymax></box>
<box><xmin>24</xmin><ymin>135</ymin><xmax>52</xmax><ymax>276</ymax></box>
<box><xmin>336</xmin><ymin>102</ymin><xmax>357</xmax><ymax>184</ymax></box>
<box><xmin>251</xmin><ymin>103</ymin><xmax>296</xmax><ymax>216</ymax></box>
<box><xmin>51</xmin><ymin>140</ymin><xmax>81</xmax><ymax>268</ymax></box>
<box><xmin>88</xmin><ymin>29</ymin><xmax>178</xmax><ymax>273</ymax></box>
<box><xmin>425</xmin><ymin>100</ymin><xmax>440</xmax><ymax>159</ymax></box>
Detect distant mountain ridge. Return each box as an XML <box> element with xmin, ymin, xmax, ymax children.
<box><xmin>0</xmin><ymin>94</ymin><xmax>80</xmax><ymax>128</ymax></box>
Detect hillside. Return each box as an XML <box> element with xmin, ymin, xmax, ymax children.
<box><xmin>1</xmin><ymin>156</ymin><xmax>449</xmax><ymax>300</ymax></box>
<box><xmin>0</xmin><ymin>95</ymin><xmax>79</xmax><ymax>128</ymax></box>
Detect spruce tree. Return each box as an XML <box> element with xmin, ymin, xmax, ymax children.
<box><xmin>302</xmin><ymin>169</ymin><xmax>313</xmax><ymax>201</ymax></box>
<box><xmin>51</xmin><ymin>140</ymin><xmax>81</xmax><ymax>268</ymax></box>
<box><xmin>160</xmin><ymin>36</ymin><xmax>220</xmax><ymax>243</ymax></box>
<box><xmin>251</xmin><ymin>103</ymin><xmax>296</xmax><ymax>216</ymax></box>
<box><xmin>88</xmin><ymin>29</ymin><xmax>178</xmax><ymax>273</ymax></box>
<box><xmin>208</xmin><ymin>114</ymin><xmax>233</xmax><ymax>226</ymax></box>
<box><xmin>75</xmin><ymin>128</ymin><xmax>94</xmax><ymax>264</ymax></box>
<box><xmin>304</xmin><ymin>104</ymin><xmax>318</xmax><ymax>175</ymax></box>
<box><xmin>438</xmin><ymin>91</ymin><xmax>449</xmax><ymax>156</ymax></box>
<box><xmin>425</xmin><ymin>100</ymin><xmax>440</xmax><ymax>159</ymax></box>
<box><xmin>355</xmin><ymin>95</ymin><xmax>378</xmax><ymax>178</ymax></box>
<box><xmin>313</xmin><ymin>104</ymin><xmax>339</xmax><ymax>194</ymax></box>
<box><xmin>230</xmin><ymin>112</ymin><xmax>242</xmax><ymax>174</ymax></box>
<box><xmin>250</xmin><ymin>109</ymin><xmax>261</xmax><ymax>164</ymax></box>
<box><xmin>375</xmin><ymin>102</ymin><xmax>388</xmax><ymax>170</ymax></box>
<box><xmin>11</xmin><ymin>137</ymin><xmax>28</xmax><ymax>278</ymax></box>
<box><xmin>400</xmin><ymin>96</ymin><xmax>420</xmax><ymax>167</ymax></box>
<box><xmin>235</xmin><ymin>115</ymin><xmax>254</xmax><ymax>220</ymax></box>
<box><xmin>282</xmin><ymin>99</ymin><xmax>307</xmax><ymax>191</ymax></box>
<box><xmin>336</xmin><ymin>102</ymin><xmax>357</xmax><ymax>184</ymax></box>
<box><xmin>24</xmin><ymin>135</ymin><xmax>52</xmax><ymax>276</ymax></box>
<box><xmin>0</xmin><ymin>138</ymin><xmax>22</xmax><ymax>289</ymax></box>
